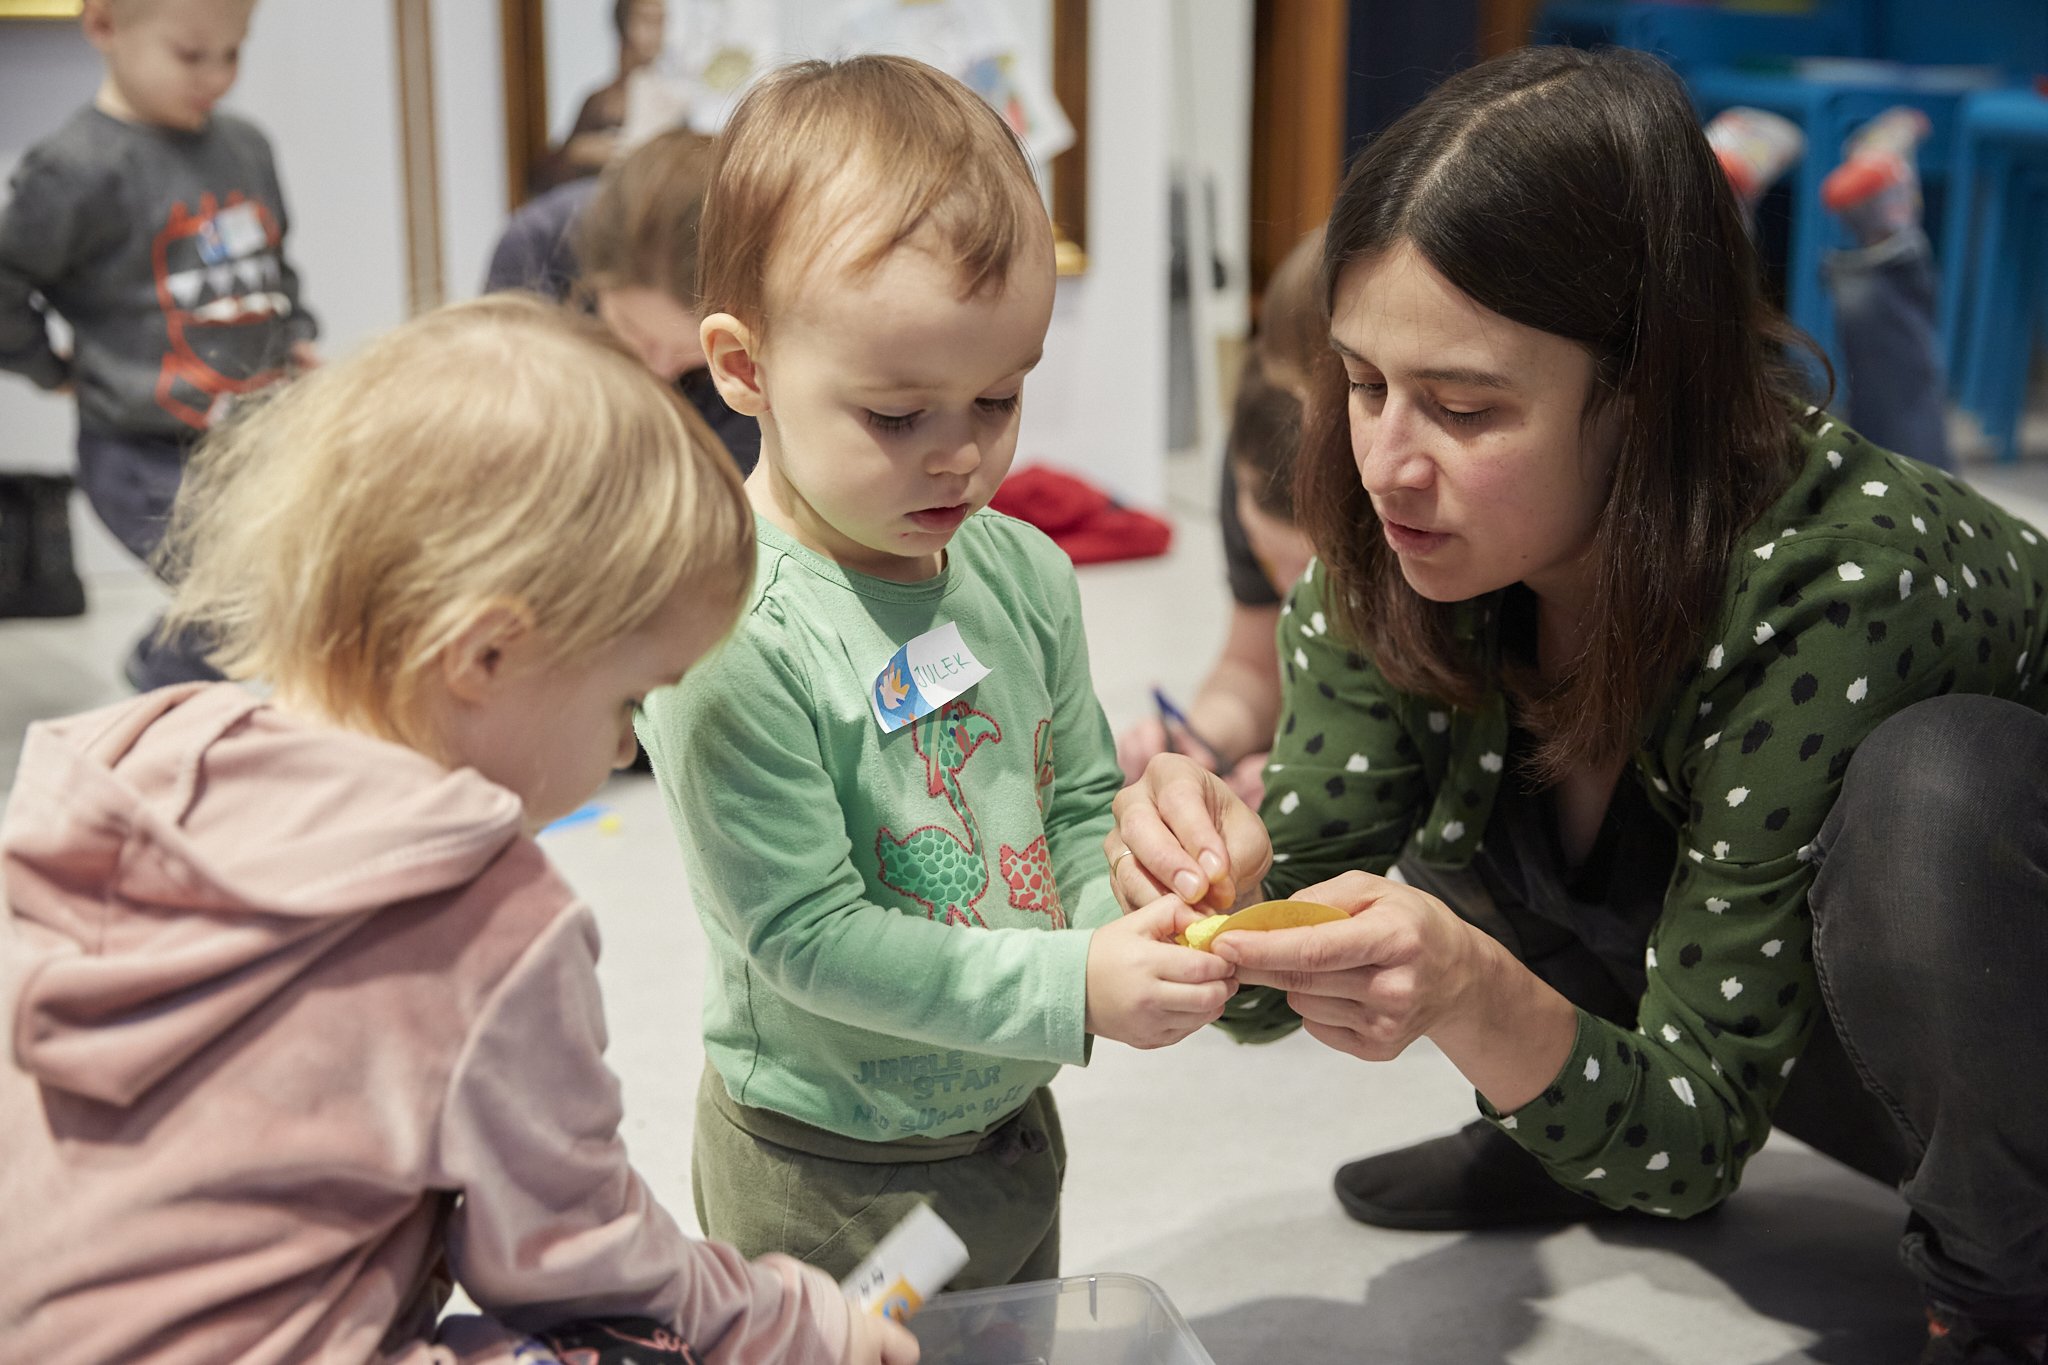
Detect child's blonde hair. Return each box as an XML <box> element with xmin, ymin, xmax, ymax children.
<box><xmin>160</xmin><ymin>294</ymin><xmax>753</xmax><ymax>749</ymax></box>
<box><xmin>698</xmin><ymin>54</ymin><xmax>1048</xmax><ymax>334</ymax></box>
<box><xmin>95</xmin><ymin>0</ymin><xmax>255</xmax><ymax>24</ymax></box>
<box><xmin>573</xmin><ymin>126</ymin><xmax>718</xmax><ymax>306</ymax></box>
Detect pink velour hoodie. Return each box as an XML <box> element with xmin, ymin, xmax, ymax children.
<box><xmin>0</xmin><ymin>684</ymin><xmax>850</xmax><ymax>1365</ymax></box>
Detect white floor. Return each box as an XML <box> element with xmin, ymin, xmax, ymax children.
<box><xmin>6</xmin><ymin>419</ymin><xmax>2048</xmax><ymax>1364</ymax></box>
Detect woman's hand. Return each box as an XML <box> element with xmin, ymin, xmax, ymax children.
<box><xmin>1212</xmin><ymin>871</ymin><xmax>1490</xmax><ymax>1061</ymax></box>
<box><xmin>1212</xmin><ymin>870</ymin><xmax>1574</xmax><ymax>1111</ymax></box>
<box><xmin>1106</xmin><ymin>753</ymin><xmax>1271</xmax><ymax>913</ymax></box>
<box><xmin>1114</xmin><ymin>715</ymin><xmax>1175</xmax><ymax>785</ymax></box>
<box><xmin>1220</xmin><ymin>750</ymin><xmax>1269</xmax><ymax>808</ymax></box>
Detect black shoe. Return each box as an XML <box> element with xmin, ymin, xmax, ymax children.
<box><xmin>1334</xmin><ymin>1119</ymin><xmax>1638</xmax><ymax>1231</ymax></box>
<box><xmin>0</xmin><ymin>472</ymin><xmax>86</xmax><ymax>620</ymax></box>
<box><xmin>1921</xmin><ymin>1306</ymin><xmax>2047</xmax><ymax>1364</ymax></box>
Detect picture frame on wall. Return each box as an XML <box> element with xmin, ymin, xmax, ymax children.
<box><xmin>496</xmin><ymin>0</ymin><xmax>1089</xmax><ymax>274</ymax></box>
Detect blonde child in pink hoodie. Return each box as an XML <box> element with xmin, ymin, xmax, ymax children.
<box><xmin>0</xmin><ymin>294</ymin><xmax>916</xmax><ymax>1365</ymax></box>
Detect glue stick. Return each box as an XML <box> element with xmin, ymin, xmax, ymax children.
<box><xmin>839</xmin><ymin>1203</ymin><xmax>970</xmax><ymax>1323</ymax></box>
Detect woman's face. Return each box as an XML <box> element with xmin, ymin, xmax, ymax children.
<box><xmin>1332</xmin><ymin>241</ymin><xmax>1618</xmax><ymax>612</ymax></box>
<box><xmin>597</xmin><ymin>285</ymin><xmax>704</xmax><ymax>382</ymax></box>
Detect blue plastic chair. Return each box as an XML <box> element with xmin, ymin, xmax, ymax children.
<box><xmin>1608</xmin><ymin>5</ymin><xmax>2004</xmax><ymax>379</ymax></box>
<box><xmin>1606</xmin><ymin>5</ymin><xmax>1855</xmax><ymax>372</ymax></box>
<box><xmin>1939</xmin><ymin>87</ymin><xmax>2048</xmax><ymax>462</ymax></box>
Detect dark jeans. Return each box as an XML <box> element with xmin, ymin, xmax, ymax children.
<box><xmin>1403</xmin><ymin>695</ymin><xmax>2047</xmax><ymax>1328</ymax></box>
<box><xmin>74</xmin><ymin>429</ymin><xmax>223</xmax><ymax>690</ymax></box>
<box><xmin>1826</xmin><ymin>228</ymin><xmax>1954</xmax><ymax>473</ymax></box>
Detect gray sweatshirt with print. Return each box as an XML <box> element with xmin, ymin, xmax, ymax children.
<box><xmin>0</xmin><ymin>106</ymin><xmax>316</xmax><ymax>438</ymax></box>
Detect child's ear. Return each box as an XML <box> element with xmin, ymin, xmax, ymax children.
<box><xmin>700</xmin><ymin>312</ymin><xmax>768</xmax><ymax>417</ymax></box>
<box><xmin>439</xmin><ymin>601</ymin><xmax>536</xmax><ymax>705</ymax></box>
<box><xmin>80</xmin><ymin>0</ymin><xmax>117</xmax><ymax>48</ymax></box>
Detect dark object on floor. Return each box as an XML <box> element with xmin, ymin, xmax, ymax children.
<box><xmin>0</xmin><ymin>472</ymin><xmax>86</xmax><ymax>619</ymax></box>
<box><xmin>535</xmin><ymin>1316</ymin><xmax>701</xmax><ymax>1364</ymax></box>
<box><xmin>1920</xmin><ymin>1305</ymin><xmax>2048</xmax><ymax>1364</ymax></box>
<box><xmin>1334</xmin><ymin>1119</ymin><xmax>1649</xmax><ymax>1231</ymax></box>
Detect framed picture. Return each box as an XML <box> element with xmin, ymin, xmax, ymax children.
<box><xmin>498</xmin><ymin>0</ymin><xmax>1089</xmax><ymax>273</ymax></box>
<box><xmin>0</xmin><ymin>2</ymin><xmax>84</xmax><ymax>17</ymax></box>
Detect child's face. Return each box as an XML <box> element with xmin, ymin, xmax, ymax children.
<box><xmin>443</xmin><ymin>578</ymin><xmax>734</xmax><ymax>831</ymax></box>
<box><xmin>735</xmin><ymin>236</ymin><xmax>1054</xmax><ymax>582</ymax></box>
<box><xmin>621</xmin><ymin>0</ymin><xmax>667</xmax><ymax>69</ymax></box>
<box><xmin>1232</xmin><ymin>464</ymin><xmax>1315</xmax><ymax>595</ymax></box>
<box><xmin>88</xmin><ymin>0</ymin><xmax>251</xmax><ymax>132</ymax></box>
<box><xmin>597</xmin><ymin>286</ymin><xmax>705</xmax><ymax>382</ymax></box>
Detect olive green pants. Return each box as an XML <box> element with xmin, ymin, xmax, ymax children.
<box><xmin>691</xmin><ymin>1064</ymin><xmax>1066</xmax><ymax>1287</ymax></box>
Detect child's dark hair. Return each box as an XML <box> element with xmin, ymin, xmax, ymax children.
<box><xmin>573</xmin><ymin>127</ymin><xmax>717</xmax><ymax>307</ymax></box>
<box><xmin>1228</xmin><ymin>355</ymin><xmax>1303</xmax><ymax>523</ymax></box>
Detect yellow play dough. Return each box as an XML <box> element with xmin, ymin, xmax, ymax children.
<box><xmin>1175</xmin><ymin>899</ymin><xmax>1346</xmax><ymax>951</ymax></box>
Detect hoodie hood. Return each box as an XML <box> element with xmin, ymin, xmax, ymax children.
<box><xmin>4</xmin><ymin>684</ymin><xmax>524</xmax><ymax>1106</ymax></box>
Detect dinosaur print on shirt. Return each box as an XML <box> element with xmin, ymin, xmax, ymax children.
<box><xmin>875</xmin><ymin>704</ymin><xmax>1068</xmax><ymax>929</ymax></box>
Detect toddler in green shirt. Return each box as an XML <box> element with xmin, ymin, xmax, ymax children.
<box><xmin>639</xmin><ymin>54</ymin><xmax>1235</xmax><ymax>1291</ymax></box>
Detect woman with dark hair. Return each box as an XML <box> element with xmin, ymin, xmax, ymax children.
<box><xmin>1109</xmin><ymin>46</ymin><xmax>2047</xmax><ymax>1364</ymax></box>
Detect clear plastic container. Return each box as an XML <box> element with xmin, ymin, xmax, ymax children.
<box><xmin>911</xmin><ymin>1272</ymin><xmax>1217</xmax><ymax>1365</ymax></box>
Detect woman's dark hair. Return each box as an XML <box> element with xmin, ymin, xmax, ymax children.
<box><xmin>1295</xmin><ymin>45</ymin><xmax>1821</xmax><ymax>781</ymax></box>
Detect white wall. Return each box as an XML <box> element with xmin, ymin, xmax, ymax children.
<box><xmin>0</xmin><ymin>21</ymin><xmax>95</xmax><ymax>482</ymax></box>
<box><xmin>1019</xmin><ymin>0</ymin><xmax>1173</xmax><ymax>508</ymax></box>
<box><xmin>435</xmin><ymin>0</ymin><xmax>512</xmax><ymax>299</ymax></box>
<box><xmin>231</xmin><ymin>2</ymin><xmax>410</xmax><ymax>350</ymax></box>
<box><xmin>546</xmin><ymin>0</ymin><xmax>616</xmax><ymax>143</ymax></box>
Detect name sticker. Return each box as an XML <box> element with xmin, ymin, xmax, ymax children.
<box><xmin>870</xmin><ymin>622</ymin><xmax>991</xmax><ymax>733</ymax></box>
<box><xmin>210</xmin><ymin>202</ymin><xmax>269</xmax><ymax>261</ymax></box>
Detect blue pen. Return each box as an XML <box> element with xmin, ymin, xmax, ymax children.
<box><xmin>1150</xmin><ymin>686</ymin><xmax>1224</xmax><ymax>767</ymax></box>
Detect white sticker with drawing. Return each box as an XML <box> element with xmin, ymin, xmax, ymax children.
<box><xmin>869</xmin><ymin>622</ymin><xmax>991</xmax><ymax>733</ymax></box>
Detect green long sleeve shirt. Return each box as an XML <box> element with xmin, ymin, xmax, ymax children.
<box><xmin>1257</xmin><ymin>415</ymin><xmax>2048</xmax><ymax>1216</ymax></box>
<box><xmin>639</xmin><ymin>512</ymin><xmax>1124</xmax><ymax>1143</ymax></box>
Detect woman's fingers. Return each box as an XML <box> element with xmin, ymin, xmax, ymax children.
<box><xmin>1105</xmin><ymin>837</ymin><xmax>1175</xmax><ymax>912</ymax></box>
<box><xmin>1111</xmin><ymin>756</ymin><xmax>1224</xmax><ymax>904</ymax></box>
<box><xmin>1214</xmin><ymin>918</ymin><xmax>1374</xmax><ymax>978</ymax></box>
<box><xmin>1147</xmin><ymin>759</ymin><xmax>1270</xmax><ymax>910</ymax></box>
<box><xmin>1213</xmin><ymin>790</ymin><xmax>1275</xmax><ymax>904</ymax></box>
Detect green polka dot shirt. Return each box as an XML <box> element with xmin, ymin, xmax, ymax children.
<box><xmin>1255</xmin><ymin>415</ymin><xmax>2048</xmax><ymax>1216</ymax></box>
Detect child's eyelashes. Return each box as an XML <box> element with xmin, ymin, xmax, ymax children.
<box><xmin>863</xmin><ymin>396</ymin><xmax>1021</xmax><ymax>435</ymax></box>
<box><xmin>865</xmin><ymin>410</ymin><xmax>921</xmax><ymax>434</ymax></box>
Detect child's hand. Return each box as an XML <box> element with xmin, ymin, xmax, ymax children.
<box><xmin>289</xmin><ymin>340</ymin><xmax>322</xmax><ymax>371</ymax></box>
<box><xmin>1085</xmin><ymin>897</ymin><xmax>1238</xmax><ymax>1049</ymax></box>
<box><xmin>843</xmin><ymin>1305</ymin><xmax>920</xmax><ymax>1365</ymax></box>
